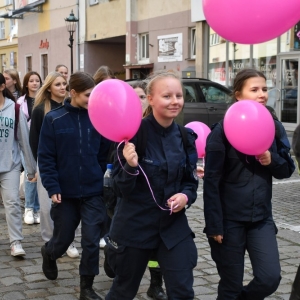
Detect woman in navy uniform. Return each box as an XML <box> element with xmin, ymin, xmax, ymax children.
<box><xmin>105</xmin><ymin>71</ymin><xmax>199</xmax><ymax>300</ymax></box>
<box><xmin>203</xmin><ymin>69</ymin><xmax>295</xmax><ymax>300</ymax></box>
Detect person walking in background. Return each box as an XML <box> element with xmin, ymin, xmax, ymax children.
<box><xmin>105</xmin><ymin>70</ymin><xmax>198</xmax><ymax>300</ymax></box>
<box><xmin>38</xmin><ymin>72</ymin><xmax>111</xmax><ymax>300</ymax></box>
<box><xmin>290</xmin><ymin>125</ymin><xmax>300</xmax><ymax>300</ymax></box>
<box><xmin>203</xmin><ymin>69</ymin><xmax>295</xmax><ymax>300</ymax></box>
<box><xmin>29</xmin><ymin>71</ymin><xmax>79</xmax><ymax>258</ymax></box>
<box><xmin>93</xmin><ymin>65</ymin><xmax>115</xmax><ymax>85</ymax></box>
<box><xmin>17</xmin><ymin>71</ymin><xmax>42</xmax><ymax>225</ymax></box>
<box><xmin>55</xmin><ymin>64</ymin><xmax>69</xmax><ymax>82</ymax></box>
<box><xmin>0</xmin><ymin>73</ymin><xmax>36</xmax><ymax>256</ymax></box>
<box><xmin>93</xmin><ymin>65</ymin><xmax>115</xmax><ymax>249</ymax></box>
<box><xmin>4</xmin><ymin>69</ymin><xmax>22</xmax><ymax>100</ymax></box>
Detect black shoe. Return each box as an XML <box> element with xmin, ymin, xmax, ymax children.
<box><xmin>80</xmin><ymin>275</ymin><xmax>102</xmax><ymax>300</ymax></box>
<box><xmin>41</xmin><ymin>245</ymin><xmax>58</xmax><ymax>280</ymax></box>
<box><xmin>103</xmin><ymin>245</ymin><xmax>115</xmax><ymax>278</ymax></box>
<box><xmin>147</xmin><ymin>284</ymin><xmax>168</xmax><ymax>300</ymax></box>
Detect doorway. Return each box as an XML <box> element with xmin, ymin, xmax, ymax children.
<box><xmin>276</xmin><ymin>52</ymin><xmax>300</xmax><ymax>131</ymax></box>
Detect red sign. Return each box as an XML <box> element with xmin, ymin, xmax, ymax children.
<box><xmin>39</xmin><ymin>39</ymin><xmax>49</xmax><ymax>49</ymax></box>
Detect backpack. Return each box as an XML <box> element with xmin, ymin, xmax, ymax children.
<box><xmin>14</xmin><ymin>103</ymin><xmax>20</xmax><ymax>141</ymax></box>
<box><xmin>103</xmin><ymin>119</ymin><xmax>189</xmax><ymax>218</ymax></box>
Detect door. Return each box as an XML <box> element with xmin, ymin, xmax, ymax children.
<box><xmin>277</xmin><ymin>53</ymin><xmax>300</xmax><ymax>131</ymax></box>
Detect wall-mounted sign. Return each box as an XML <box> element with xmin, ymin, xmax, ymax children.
<box><xmin>14</xmin><ymin>0</ymin><xmax>42</xmax><ymax>10</ymax></box>
<box><xmin>157</xmin><ymin>33</ymin><xmax>182</xmax><ymax>63</ymax></box>
<box><xmin>39</xmin><ymin>39</ymin><xmax>49</xmax><ymax>49</ymax></box>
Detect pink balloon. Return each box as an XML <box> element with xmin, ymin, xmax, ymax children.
<box><xmin>88</xmin><ymin>79</ymin><xmax>142</xmax><ymax>142</ymax></box>
<box><xmin>185</xmin><ymin>121</ymin><xmax>211</xmax><ymax>158</ymax></box>
<box><xmin>203</xmin><ymin>0</ymin><xmax>300</xmax><ymax>44</ymax></box>
<box><xmin>224</xmin><ymin>100</ymin><xmax>275</xmax><ymax>155</ymax></box>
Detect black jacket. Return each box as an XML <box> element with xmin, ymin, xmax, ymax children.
<box><xmin>203</xmin><ymin>120</ymin><xmax>295</xmax><ymax>236</ymax></box>
<box><xmin>109</xmin><ymin>114</ymin><xmax>199</xmax><ymax>250</ymax></box>
<box><xmin>38</xmin><ymin>99</ymin><xmax>111</xmax><ymax>198</ymax></box>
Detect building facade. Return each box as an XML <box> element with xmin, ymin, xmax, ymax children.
<box><xmin>0</xmin><ymin>0</ymin><xmax>18</xmax><ymax>73</ymax></box>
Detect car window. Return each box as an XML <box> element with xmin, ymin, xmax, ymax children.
<box><xmin>182</xmin><ymin>83</ymin><xmax>200</xmax><ymax>103</ymax></box>
<box><xmin>200</xmin><ymin>84</ymin><xmax>232</xmax><ymax>104</ymax></box>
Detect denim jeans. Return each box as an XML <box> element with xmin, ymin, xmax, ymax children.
<box><xmin>21</xmin><ymin>152</ymin><xmax>39</xmax><ymax>212</ymax></box>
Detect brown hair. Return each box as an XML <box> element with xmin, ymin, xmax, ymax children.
<box><xmin>93</xmin><ymin>66</ymin><xmax>115</xmax><ymax>85</ymax></box>
<box><xmin>34</xmin><ymin>72</ymin><xmax>66</xmax><ymax>115</ymax></box>
<box><xmin>55</xmin><ymin>64</ymin><xmax>68</xmax><ymax>72</ymax></box>
<box><xmin>143</xmin><ymin>70</ymin><xmax>181</xmax><ymax>117</ymax></box>
<box><xmin>69</xmin><ymin>72</ymin><xmax>95</xmax><ymax>93</ymax></box>
<box><xmin>3</xmin><ymin>69</ymin><xmax>22</xmax><ymax>95</ymax></box>
<box><xmin>0</xmin><ymin>73</ymin><xmax>16</xmax><ymax>101</ymax></box>
<box><xmin>233</xmin><ymin>69</ymin><xmax>266</xmax><ymax>101</ymax></box>
<box><xmin>21</xmin><ymin>71</ymin><xmax>42</xmax><ymax>97</ymax></box>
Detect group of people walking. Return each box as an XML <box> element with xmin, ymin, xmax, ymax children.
<box><xmin>0</xmin><ymin>65</ymin><xmax>298</xmax><ymax>300</ymax></box>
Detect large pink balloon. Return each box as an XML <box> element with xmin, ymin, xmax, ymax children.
<box><xmin>185</xmin><ymin>121</ymin><xmax>211</xmax><ymax>158</ymax></box>
<box><xmin>203</xmin><ymin>0</ymin><xmax>300</xmax><ymax>44</ymax></box>
<box><xmin>224</xmin><ymin>101</ymin><xmax>275</xmax><ymax>155</ymax></box>
<box><xmin>88</xmin><ymin>79</ymin><xmax>142</xmax><ymax>142</ymax></box>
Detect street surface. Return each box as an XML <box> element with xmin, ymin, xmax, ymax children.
<box><xmin>0</xmin><ymin>159</ymin><xmax>299</xmax><ymax>299</ymax></box>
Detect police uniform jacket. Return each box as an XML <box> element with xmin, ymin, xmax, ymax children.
<box><xmin>110</xmin><ymin>113</ymin><xmax>199</xmax><ymax>250</ymax></box>
<box><xmin>203</xmin><ymin>120</ymin><xmax>295</xmax><ymax>237</ymax></box>
<box><xmin>37</xmin><ymin>99</ymin><xmax>111</xmax><ymax>199</ymax></box>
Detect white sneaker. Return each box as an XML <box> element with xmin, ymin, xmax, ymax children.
<box><xmin>24</xmin><ymin>208</ymin><xmax>34</xmax><ymax>225</ymax></box>
<box><xmin>99</xmin><ymin>238</ymin><xmax>106</xmax><ymax>249</ymax></box>
<box><xmin>33</xmin><ymin>211</ymin><xmax>40</xmax><ymax>224</ymax></box>
<box><xmin>11</xmin><ymin>240</ymin><xmax>26</xmax><ymax>256</ymax></box>
<box><xmin>66</xmin><ymin>242</ymin><xmax>79</xmax><ymax>258</ymax></box>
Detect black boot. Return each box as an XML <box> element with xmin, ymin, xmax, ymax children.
<box><xmin>147</xmin><ymin>267</ymin><xmax>168</xmax><ymax>300</ymax></box>
<box><xmin>80</xmin><ymin>275</ymin><xmax>102</xmax><ymax>300</ymax></box>
<box><xmin>290</xmin><ymin>265</ymin><xmax>300</xmax><ymax>300</ymax></box>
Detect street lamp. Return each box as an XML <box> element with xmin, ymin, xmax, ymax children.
<box><xmin>65</xmin><ymin>10</ymin><xmax>79</xmax><ymax>74</ymax></box>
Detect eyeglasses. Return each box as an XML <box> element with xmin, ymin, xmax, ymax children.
<box><xmin>139</xmin><ymin>95</ymin><xmax>147</xmax><ymax>99</ymax></box>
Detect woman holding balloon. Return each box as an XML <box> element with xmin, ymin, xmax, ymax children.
<box><xmin>203</xmin><ymin>69</ymin><xmax>295</xmax><ymax>300</ymax></box>
<box><xmin>104</xmin><ymin>71</ymin><xmax>199</xmax><ymax>300</ymax></box>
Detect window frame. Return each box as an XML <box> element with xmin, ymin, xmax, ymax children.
<box><xmin>139</xmin><ymin>33</ymin><xmax>149</xmax><ymax>61</ymax></box>
<box><xmin>190</xmin><ymin>27</ymin><xmax>196</xmax><ymax>59</ymax></box>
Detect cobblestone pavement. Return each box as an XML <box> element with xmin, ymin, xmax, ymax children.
<box><xmin>0</xmin><ymin>163</ymin><xmax>300</xmax><ymax>300</ymax></box>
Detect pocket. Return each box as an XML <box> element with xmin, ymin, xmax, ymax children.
<box><xmin>105</xmin><ymin>235</ymin><xmax>128</xmax><ymax>276</ymax></box>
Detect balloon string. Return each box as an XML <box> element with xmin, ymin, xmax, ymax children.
<box><xmin>117</xmin><ymin>140</ymin><xmax>173</xmax><ymax>214</ymax></box>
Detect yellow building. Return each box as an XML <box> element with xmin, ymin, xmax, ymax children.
<box><xmin>0</xmin><ymin>0</ymin><xmax>18</xmax><ymax>72</ymax></box>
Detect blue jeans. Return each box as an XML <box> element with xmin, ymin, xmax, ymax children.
<box><xmin>21</xmin><ymin>152</ymin><xmax>39</xmax><ymax>212</ymax></box>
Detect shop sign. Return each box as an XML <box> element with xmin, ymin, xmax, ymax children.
<box><xmin>39</xmin><ymin>39</ymin><xmax>49</xmax><ymax>50</ymax></box>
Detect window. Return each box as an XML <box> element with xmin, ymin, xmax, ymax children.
<box><xmin>41</xmin><ymin>54</ymin><xmax>48</xmax><ymax>80</ymax></box>
<box><xmin>10</xmin><ymin>51</ymin><xmax>17</xmax><ymax>68</ymax></box>
<box><xmin>89</xmin><ymin>0</ymin><xmax>99</xmax><ymax>4</ymax></box>
<box><xmin>139</xmin><ymin>33</ymin><xmax>149</xmax><ymax>60</ymax></box>
<box><xmin>200</xmin><ymin>84</ymin><xmax>232</xmax><ymax>104</ymax></box>
<box><xmin>0</xmin><ymin>21</ymin><xmax>5</xmax><ymax>40</ymax></box>
<box><xmin>0</xmin><ymin>54</ymin><xmax>6</xmax><ymax>73</ymax></box>
<box><xmin>190</xmin><ymin>27</ymin><xmax>196</xmax><ymax>59</ymax></box>
<box><xmin>26</xmin><ymin>56</ymin><xmax>32</xmax><ymax>72</ymax></box>
<box><xmin>10</xmin><ymin>19</ymin><xmax>15</xmax><ymax>32</ymax></box>
<box><xmin>210</xmin><ymin>33</ymin><xmax>220</xmax><ymax>46</ymax></box>
<box><xmin>5</xmin><ymin>0</ymin><xmax>13</xmax><ymax>5</ymax></box>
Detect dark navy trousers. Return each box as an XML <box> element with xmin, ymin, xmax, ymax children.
<box><xmin>209</xmin><ymin>216</ymin><xmax>281</xmax><ymax>300</ymax></box>
<box><xmin>105</xmin><ymin>233</ymin><xmax>197</xmax><ymax>300</ymax></box>
<box><xmin>45</xmin><ymin>195</ymin><xmax>107</xmax><ymax>275</ymax></box>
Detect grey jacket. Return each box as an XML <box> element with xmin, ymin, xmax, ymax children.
<box><xmin>0</xmin><ymin>98</ymin><xmax>36</xmax><ymax>177</ymax></box>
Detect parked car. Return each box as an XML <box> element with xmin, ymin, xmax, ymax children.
<box><xmin>126</xmin><ymin>78</ymin><xmax>233</xmax><ymax>128</ymax></box>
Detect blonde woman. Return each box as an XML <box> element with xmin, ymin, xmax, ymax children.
<box><xmin>29</xmin><ymin>72</ymin><xmax>79</xmax><ymax>258</ymax></box>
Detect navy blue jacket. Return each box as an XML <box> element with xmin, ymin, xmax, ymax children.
<box><xmin>109</xmin><ymin>114</ymin><xmax>199</xmax><ymax>250</ymax></box>
<box><xmin>203</xmin><ymin>120</ymin><xmax>295</xmax><ymax>236</ymax></box>
<box><xmin>38</xmin><ymin>99</ymin><xmax>111</xmax><ymax>199</ymax></box>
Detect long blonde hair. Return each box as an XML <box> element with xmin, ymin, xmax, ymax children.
<box><xmin>143</xmin><ymin>70</ymin><xmax>181</xmax><ymax>118</ymax></box>
<box><xmin>33</xmin><ymin>72</ymin><xmax>66</xmax><ymax>115</ymax></box>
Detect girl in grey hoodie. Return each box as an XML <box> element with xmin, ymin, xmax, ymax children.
<box><xmin>0</xmin><ymin>73</ymin><xmax>36</xmax><ymax>256</ymax></box>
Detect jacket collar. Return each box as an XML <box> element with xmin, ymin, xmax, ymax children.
<box><xmin>63</xmin><ymin>98</ymin><xmax>87</xmax><ymax>114</ymax></box>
